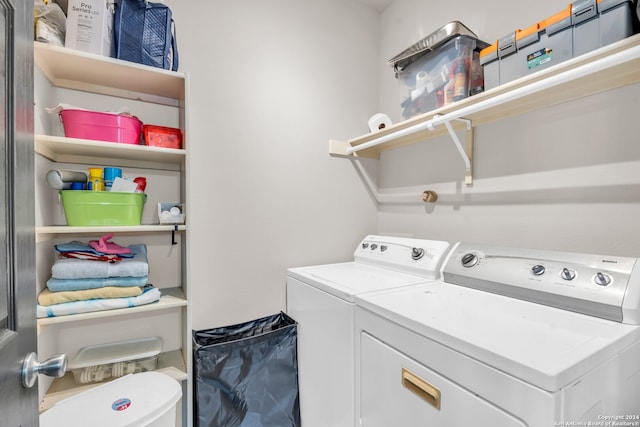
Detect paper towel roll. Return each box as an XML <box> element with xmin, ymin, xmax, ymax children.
<box><xmin>367</xmin><ymin>113</ymin><xmax>392</xmax><ymax>132</ymax></box>
<box><xmin>416</xmin><ymin>71</ymin><xmax>429</xmax><ymax>88</ymax></box>
<box><xmin>46</xmin><ymin>169</ymin><xmax>88</xmax><ymax>190</ymax></box>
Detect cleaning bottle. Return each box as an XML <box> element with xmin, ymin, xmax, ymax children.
<box><xmin>443</xmin><ymin>70</ymin><xmax>455</xmax><ymax>106</ymax></box>
<box><xmin>87</xmin><ymin>167</ymin><xmax>104</xmax><ymax>191</ymax></box>
<box><xmin>453</xmin><ymin>60</ymin><xmax>468</xmax><ymax>102</ymax></box>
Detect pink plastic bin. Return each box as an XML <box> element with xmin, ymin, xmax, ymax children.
<box><xmin>59</xmin><ymin>110</ymin><xmax>142</xmax><ymax>145</ymax></box>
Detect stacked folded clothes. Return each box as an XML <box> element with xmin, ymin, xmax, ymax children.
<box><xmin>37</xmin><ymin>234</ymin><xmax>162</xmax><ymax>318</ymax></box>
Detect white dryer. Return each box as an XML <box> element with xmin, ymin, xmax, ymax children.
<box><xmin>355</xmin><ymin>243</ymin><xmax>640</xmax><ymax>426</ymax></box>
<box><xmin>286</xmin><ymin>235</ymin><xmax>450</xmax><ymax>427</ymax></box>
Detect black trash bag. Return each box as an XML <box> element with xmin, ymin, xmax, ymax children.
<box><xmin>193</xmin><ymin>312</ymin><xmax>301</xmax><ymax>427</ymax></box>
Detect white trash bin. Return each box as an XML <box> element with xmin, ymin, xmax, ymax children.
<box><xmin>40</xmin><ymin>371</ymin><xmax>182</xmax><ymax>427</ymax></box>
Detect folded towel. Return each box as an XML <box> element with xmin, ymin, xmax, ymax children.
<box><xmin>47</xmin><ymin>275</ymin><xmax>148</xmax><ymax>292</ymax></box>
<box><xmin>59</xmin><ymin>251</ymin><xmax>122</xmax><ymax>262</ymax></box>
<box><xmin>55</xmin><ymin>241</ymin><xmax>134</xmax><ymax>258</ymax></box>
<box><xmin>38</xmin><ymin>286</ymin><xmax>143</xmax><ymax>306</ymax></box>
<box><xmin>37</xmin><ymin>286</ymin><xmax>161</xmax><ymax>318</ymax></box>
<box><xmin>51</xmin><ymin>244</ymin><xmax>148</xmax><ymax>279</ymax></box>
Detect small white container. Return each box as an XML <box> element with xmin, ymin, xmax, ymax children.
<box><xmin>157</xmin><ymin>202</ymin><xmax>185</xmax><ymax>225</ymax></box>
<box><xmin>69</xmin><ymin>337</ymin><xmax>163</xmax><ymax>385</ymax></box>
<box><xmin>40</xmin><ymin>371</ymin><xmax>182</xmax><ymax>427</ymax></box>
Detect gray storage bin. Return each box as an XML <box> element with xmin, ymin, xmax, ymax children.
<box><xmin>496</xmin><ymin>31</ymin><xmax>520</xmax><ymax>86</ymax></box>
<box><xmin>517</xmin><ymin>5</ymin><xmax>573</xmax><ymax>78</ymax></box>
<box><xmin>573</xmin><ymin>0</ymin><xmax>636</xmax><ymax>56</ymax></box>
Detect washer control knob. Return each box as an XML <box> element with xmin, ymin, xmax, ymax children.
<box><xmin>561</xmin><ymin>268</ymin><xmax>576</xmax><ymax>281</ymax></box>
<box><xmin>411</xmin><ymin>247</ymin><xmax>425</xmax><ymax>260</ymax></box>
<box><xmin>370</xmin><ymin>244</ymin><xmax>378</xmax><ymax>251</ymax></box>
<box><xmin>461</xmin><ymin>253</ymin><xmax>479</xmax><ymax>268</ymax></box>
<box><xmin>380</xmin><ymin>245</ymin><xmax>388</xmax><ymax>252</ymax></box>
<box><xmin>531</xmin><ymin>264</ymin><xmax>546</xmax><ymax>276</ymax></box>
<box><xmin>594</xmin><ymin>272</ymin><xmax>612</xmax><ymax>287</ymax></box>
<box><xmin>362</xmin><ymin>243</ymin><xmax>369</xmax><ymax>249</ymax></box>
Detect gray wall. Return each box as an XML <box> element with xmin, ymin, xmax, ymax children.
<box><xmin>166</xmin><ymin>0</ymin><xmax>380</xmax><ymax>329</ymax></box>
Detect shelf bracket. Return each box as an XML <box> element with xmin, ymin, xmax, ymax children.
<box><xmin>436</xmin><ymin>116</ymin><xmax>473</xmax><ymax>186</ymax></box>
<box><xmin>171</xmin><ymin>225</ymin><xmax>178</xmax><ymax>245</ymax></box>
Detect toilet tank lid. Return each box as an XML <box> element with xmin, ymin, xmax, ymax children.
<box><xmin>40</xmin><ymin>372</ymin><xmax>182</xmax><ymax>427</ymax></box>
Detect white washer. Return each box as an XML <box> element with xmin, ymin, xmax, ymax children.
<box><xmin>355</xmin><ymin>242</ymin><xmax>640</xmax><ymax>426</ymax></box>
<box><xmin>286</xmin><ymin>235</ymin><xmax>450</xmax><ymax>427</ymax></box>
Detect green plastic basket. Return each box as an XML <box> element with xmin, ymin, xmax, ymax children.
<box><xmin>60</xmin><ymin>191</ymin><xmax>146</xmax><ymax>226</ymax></box>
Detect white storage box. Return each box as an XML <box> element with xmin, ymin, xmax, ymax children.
<box><xmin>65</xmin><ymin>0</ymin><xmax>115</xmax><ymax>56</ymax></box>
<box><xmin>68</xmin><ymin>337</ymin><xmax>163</xmax><ymax>385</ymax></box>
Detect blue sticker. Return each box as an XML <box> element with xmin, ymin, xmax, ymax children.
<box><xmin>112</xmin><ymin>398</ymin><xmax>132</xmax><ymax>412</ymax></box>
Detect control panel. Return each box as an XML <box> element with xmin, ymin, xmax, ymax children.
<box><xmin>444</xmin><ymin>243</ymin><xmax>640</xmax><ymax>324</ymax></box>
<box><xmin>354</xmin><ymin>235</ymin><xmax>451</xmax><ymax>279</ymax></box>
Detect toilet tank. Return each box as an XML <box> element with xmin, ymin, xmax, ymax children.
<box><xmin>40</xmin><ymin>371</ymin><xmax>182</xmax><ymax>427</ymax></box>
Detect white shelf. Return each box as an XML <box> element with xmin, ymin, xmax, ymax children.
<box><xmin>34</xmin><ymin>42</ymin><xmax>185</xmax><ymax>107</ymax></box>
<box><xmin>37</xmin><ymin>287</ymin><xmax>187</xmax><ymax>328</ymax></box>
<box><xmin>35</xmin><ymin>134</ymin><xmax>185</xmax><ymax>171</ymax></box>
<box><xmin>39</xmin><ymin>349</ymin><xmax>187</xmax><ymax>413</ymax></box>
<box><xmin>37</xmin><ymin>224</ymin><xmax>186</xmax><ymax>236</ymax></box>
<box><xmin>330</xmin><ymin>34</ymin><xmax>640</xmax><ymax>160</ymax></box>
<box><xmin>35</xmin><ymin>41</ymin><xmax>192</xmax><ymax>426</ymax></box>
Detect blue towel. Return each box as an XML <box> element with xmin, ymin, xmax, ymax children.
<box><xmin>37</xmin><ymin>285</ymin><xmax>162</xmax><ymax>318</ymax></box>
<box><xmin>51</xmin><ymin>244</ymin><xmax>148</xmax><ymax>279</ymax></box>
<box><xmin>47</xmin><ymin>275</ymin><xmax>148</xmax><ymax>292</ymax></box>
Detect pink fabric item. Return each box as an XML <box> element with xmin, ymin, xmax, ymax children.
<box><xmin>88</xmin><ymin>234</ymin><xmax>132</xmax><ymax>255</ymax></box>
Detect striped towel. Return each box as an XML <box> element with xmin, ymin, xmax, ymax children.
<box><xmin>36</xmin><ymin>286</ymin><xmax>161</xmax><ymax>318</ymax></box>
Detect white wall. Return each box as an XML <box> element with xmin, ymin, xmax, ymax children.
<box><xmin>165</xmin><ymin>0</ymin><xmax>380</xmax><ymax>329</ymax></box>
<box><xmin>376</xmin><ymin>0</ymin><xmax>640</xmax><ymax>257</ymax></box>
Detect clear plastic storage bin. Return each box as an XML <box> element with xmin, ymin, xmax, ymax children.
<box><xmin>388</xmin><ymin>22</ymin><xmax>489</xmax><ymax>120</ymax></box>
<box><xmin>68</xmin><ymin>337</ymin><xmax>163</xmax><ymax>385</ymax></box>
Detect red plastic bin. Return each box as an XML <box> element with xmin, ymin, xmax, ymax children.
<box><xmin>142</xmin><ymin>124</ymin><xmax>183</xmax><ymax>149</ymax></box>
<box><xmin>59</xmin><ymin>110</ymin><xmax>142</xmax><ymax>145</ymax></box>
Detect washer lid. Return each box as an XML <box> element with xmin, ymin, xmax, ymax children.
<box><xmin>288</xmin><ymin>262</ymin><xmax>429</xmax><ymax>302</ymax></box>
<box><xmin>356</xmin><ymin>282</ymin><xmax>640</xmax><ymax>392</ymax></box>
<box><xmin>40</xmin><ymin>372</ymin><xmax>182</xmax><ymax>427</ymax></box>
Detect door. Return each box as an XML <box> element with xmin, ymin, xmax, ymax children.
<box><xmin>0</xmin><ymin>0</ymin><xmax>37</xmax><ymax>425</ymax></box>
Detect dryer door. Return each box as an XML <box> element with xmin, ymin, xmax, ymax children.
<box><xmin>359</xmin><ymin>332</ymin><xmax>526</xmax><ymax>427</ymax></box>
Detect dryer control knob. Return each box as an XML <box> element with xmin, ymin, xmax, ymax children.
<box><xmin>594</xmin><ymin>272</ymin><xmax>612</xmax><ymax>286</ymax></box>
<box><xmin>561</xmin><ymin>268</ymin><xmax>576</xmax><ymax>281</ymax></box>
<box><xmin>531</xmin><ymin>264</ymin><xmax>546</xmax><ymax>276</ymax></box>
<box><xmin>461</xmin><ymin>253</ymin><xmax>478</xmax><ymax>268</ymax></box>
<box><xmin>411</xmin><ymin>247</ymin><xmax>425</xmax><ymax>260</ymax></box>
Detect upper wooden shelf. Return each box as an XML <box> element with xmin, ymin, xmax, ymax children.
<box><xmin>35</xmin><ymin>134</ymin><xmax>185</xmax><ymax>171</ymax></box>
<box><xmin>34</xmin><ymin>42</ymin><xmax>186</xmax><ymax>106</ymax></box>
<box><xmin>330</xmin><ymin>34</ymin><xmax>640</xmax><ymax>159</ymax></box>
